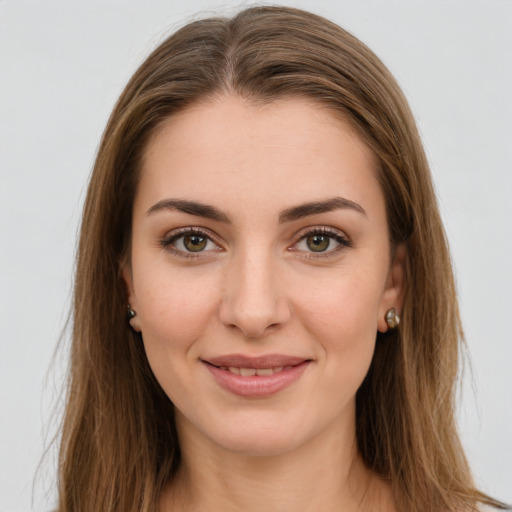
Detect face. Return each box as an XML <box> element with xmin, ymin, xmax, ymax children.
<box><xmin>123</xmin><ymin>95</ymin><xmax>405</xmax><ymax>457</ymax></box>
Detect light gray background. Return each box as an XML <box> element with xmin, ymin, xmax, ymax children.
<box><xmin>1</xmin><ymin>1</ymin><xmax>511</xmax><ymax>510</ymax></box>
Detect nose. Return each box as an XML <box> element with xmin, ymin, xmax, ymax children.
<box><xmin>219</xmin><ymin>248</ymin><xmax>291</xmax><ymax>339</ymax></box>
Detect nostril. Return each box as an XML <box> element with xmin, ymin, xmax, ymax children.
<box><xmin>218</xmin><ymin>281</ymin><xmax>291</xmax><ymax>338</ymax></box>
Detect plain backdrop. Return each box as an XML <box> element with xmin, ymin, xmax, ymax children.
<box><xmin>1</xmin><ymin>1</ymin><xmax>511</xmax><ymax>510</ymax></box>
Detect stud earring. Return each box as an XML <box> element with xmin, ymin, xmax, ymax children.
<box><xmin>127</xmin><ymin>304</ymin><xmax>136</xmax><ymax>320</ymax></box>
<box><xmin>385</xmin><ymin>308</ymin><xmax>400</xmax><ymax>329</ymax></box>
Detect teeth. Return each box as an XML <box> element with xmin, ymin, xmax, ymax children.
<box><xmin>239</xmin><ymin>368</ymin><xmax>256</xmax><ymax>376</ymax></box>
<box><xmin>255</xmin><ymin>368</ymin><xmax>274</xmax><ymax>376</ymax></box>
<box><xmin>224</xmin><ymin>366</ymin><xmax>289</xmax><ymax>376</ymax></box>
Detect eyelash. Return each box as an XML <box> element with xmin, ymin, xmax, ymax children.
<box><xmin>159</xmin><ymin>226</ymin><xmax>352</xmax><ymax>259</ymax></box>
<box><xmin>159</xmin><ymin>227</ymin><xmax>222</xmax><ymax>259</ymax></box>
<box><xmin>290</xmin><ymin>227</ymin><xmax>352</xmax><ymax>259</ymax></box>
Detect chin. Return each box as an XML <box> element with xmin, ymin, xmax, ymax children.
<box><xmin>177</xmin><ymin>407</ymin><xmax>310</xmax><ymax>458</ymax></box>
<box><xmin>213</xmin><ymin>429</ymin><xmax>304</xmax><ymax>457</ymax></box>
<box><xmin>207</xmin><ymin>410</ymin><xmax>320</xmax><ymax>458</ymax></box>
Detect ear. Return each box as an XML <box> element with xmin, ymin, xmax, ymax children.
<box><xmin>377</xmin><ymin>243</ymin><xmax>407</xmax><ymax>333</ymax></box>
<box><xmin>120</xmin><ymin>259</ymin><xmax>142</xmax><ymax>332</ymax></box>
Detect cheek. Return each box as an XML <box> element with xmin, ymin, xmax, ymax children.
<box><xmin>134</xmin><ymin>261</ymin><xmax>221</xmax><ymax>354</ymax></box>
<box><xmin>299</xmin><ymin>266</ymin><xmax>383</xmax><ymax>329</ymax></box>
<box><xmin>135</xmin><ymin>264</ymin><xmax>223</xmax><ymax>405</ymax></box>
<box><xmin>295</xmin><ymin>267</ymin><xmax>385</xmax><ymax>370</ymax></box>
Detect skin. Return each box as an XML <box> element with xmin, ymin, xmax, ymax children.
<box><xmin>123</xmin><ymin>95</ymin><xmax>405</xmax><ymax>511</ymax></box>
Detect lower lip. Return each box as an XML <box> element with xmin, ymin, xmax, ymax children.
<box><xmin>204</xmin><ymin>361</ymin><xmax>310</xmax><ymax>398</ymax></box>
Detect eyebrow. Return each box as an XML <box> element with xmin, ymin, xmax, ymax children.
<box><xmin>146</xmin><ymin>199</ymin><xmax>230</xmax><ymax>222</ymax></box>
<box><xmin>146</xmin><ymin>196</ymin><xmax>366</xmax><ymax>223</ymax></box>
<box><xmin>278</xmin><ymin>197</ymin><xmax>366</xmax><ymax>223</ymax></box>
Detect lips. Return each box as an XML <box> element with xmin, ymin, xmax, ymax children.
<box><xmin>204</xmin><ymin>354</ymin><xmax>307</xmax><ymax>369</ymax></box>
<box><xmin>202</xmin><ymin>354</ymin><xmax>311</xmax><ymax>398</ymax></box>
<box><xmin>220</xmin><ymin>366</ymin><xmax>290</xmax><ymax>376</ymax></box>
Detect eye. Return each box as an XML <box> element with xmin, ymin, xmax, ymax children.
<box><xmin>160</xmin><ymin>228</ymin><xmax>221</xmax><ymax>256</ymax></box>
<box><xmin>303</xmin><ymin>234</ymin><xmax>335</xmax><ymax>252</ymax></box>
<box><xmin>293</xmin><ymin>228</ymin><xmax>351</xmax><ymax>255</ymax></box>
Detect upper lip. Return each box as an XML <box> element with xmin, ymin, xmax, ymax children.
<box><xmin>203</xmin><ymin>354</ymin><xmax>310</xmax><ymax>369</ymax></box>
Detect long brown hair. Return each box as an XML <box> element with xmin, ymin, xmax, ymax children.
<box><xmin>58</xmin><ymin>6</ymin><xmax>509</xmax><ymax>511</ymax></box>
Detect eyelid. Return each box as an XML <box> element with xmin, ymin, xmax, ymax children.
<box><xmin>158</xmin><ymin>225</ymin><xmax>351</xmax><ymax>259</ymax></box>
<box><xmin>159</xmin><ymin>226</ymin><xmax>224</xmax><ymax>257</ymax></box>
<box><xmin>289</xmin><ymin>225</ymin><xmax>352</xmax><ymax>256</ymax></box>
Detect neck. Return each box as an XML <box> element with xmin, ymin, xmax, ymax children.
<box><xmin>160</xmin><ymin>411</ymin><xmax>394</xmax><ymax>512</ymax></box>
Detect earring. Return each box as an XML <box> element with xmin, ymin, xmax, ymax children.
<box><xmin>385</xmin><ymin>308</ymin><xmax>400</xmax><ymax>329</ymax></box>
<box><xmin>127</xmin><ymin>304</ymin><xmax>136</xmax><ymax>320</ymax></box>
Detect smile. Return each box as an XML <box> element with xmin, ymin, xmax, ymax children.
<box><xmin>202</xmin><ymin>355</ymin><xmax>311</xmax><ymax>398</ymax></box>
<box><xmin>215</xmin><ymin>365</ymin><xmax>292</xmax><ymax>376</ymax></box>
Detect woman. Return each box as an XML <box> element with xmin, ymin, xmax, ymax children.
<box><xmin>57</xmin><ymin>6</ymin><xmax>510</xmax><ymax>512</ymax></box>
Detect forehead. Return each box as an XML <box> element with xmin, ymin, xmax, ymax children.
<box><xmin>138</xmin><ymin>94</ymin><xmax>383</xmax><ymax>219</ymax></box>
